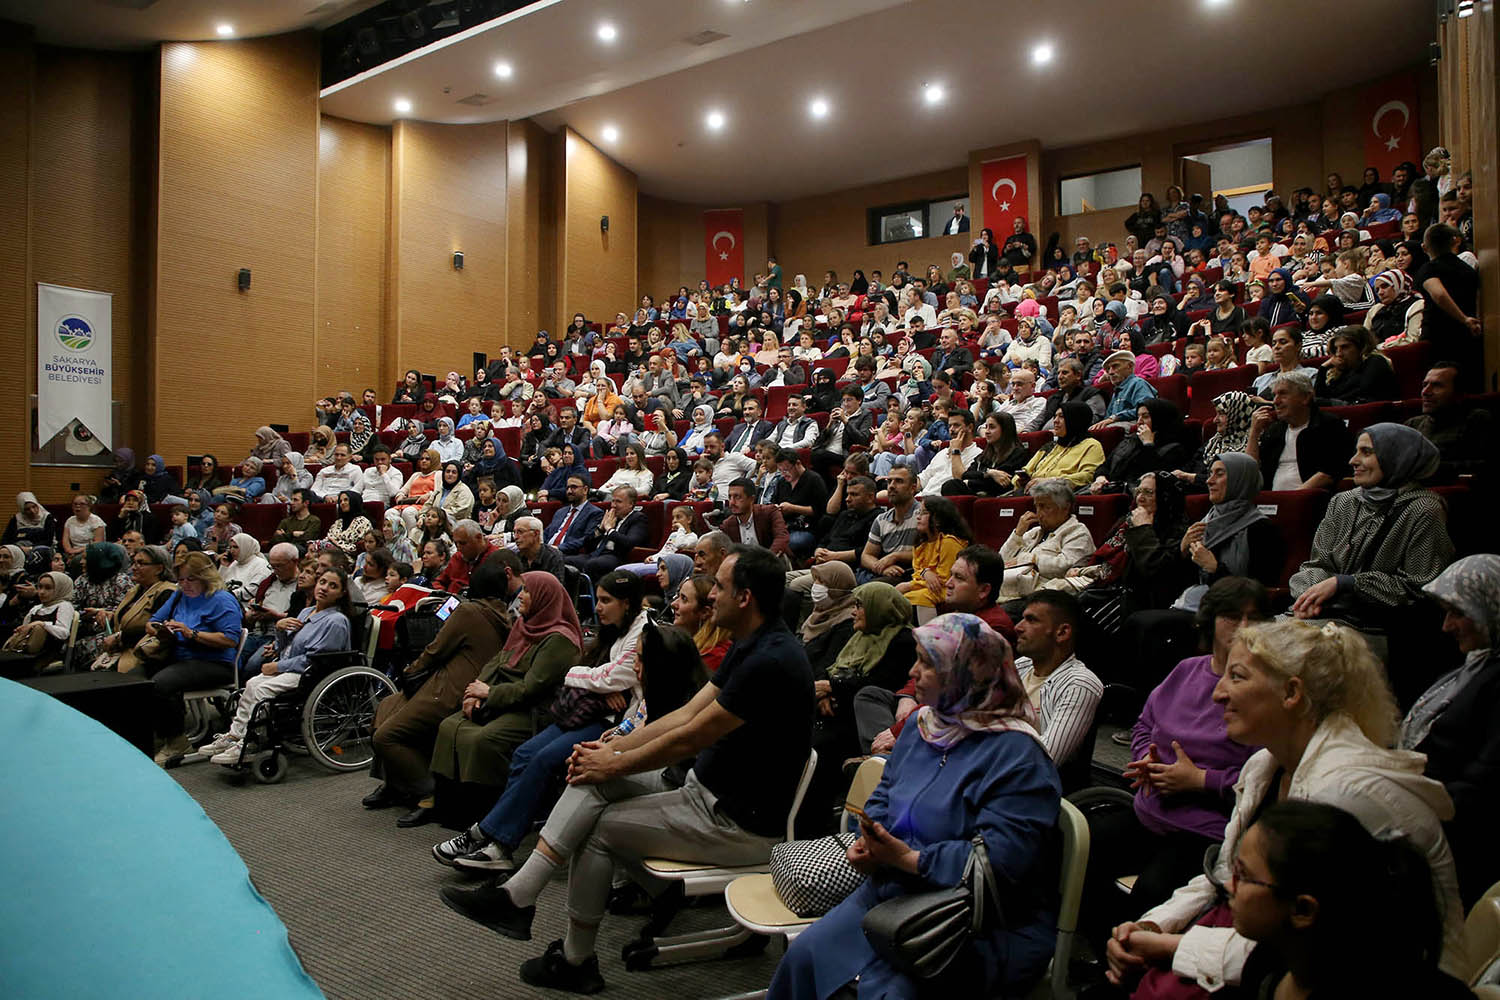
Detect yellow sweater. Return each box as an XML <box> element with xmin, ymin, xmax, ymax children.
<box><xmin>906</xmin><ymin>534</ymin><xmax>965</xmax><ymax>607</ymax></box>
<box><xmin>1021</xmin><ymin>438</ymin><xmax>1105</xmax><ymax>489</ymax></box>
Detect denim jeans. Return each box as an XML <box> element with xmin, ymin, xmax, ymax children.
<box><xmin>477</xmin><ymin>721</ymin><xmax>608</xmax><ymax>848</ymax></box>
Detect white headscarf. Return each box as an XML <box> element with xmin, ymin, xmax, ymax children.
<box><xmin>220</xmin><ymin>532</ymin><xmax>270</xmax><ymax>599</ymax></box>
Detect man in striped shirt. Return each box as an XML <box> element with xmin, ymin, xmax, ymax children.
<box><xmin>1012</xmin><ymin>590</ymin><xmax>1102</xmax><ymax>785</ymax></box>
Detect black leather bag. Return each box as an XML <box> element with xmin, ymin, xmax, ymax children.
<box><xmin>860</xmin><ymin>834</ymin><xmax>1002</xmax><ymax>980</ymax></box>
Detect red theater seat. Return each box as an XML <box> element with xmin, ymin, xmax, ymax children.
<box><xmin>970</xmin><ymin>497</ymin><xmax>1035</xmax><ymax>550</ymax></box>
<box><xmin>1186</xmin><ymin>366</ymin><xmax>1258</xmax><ymax>421</ymax></box>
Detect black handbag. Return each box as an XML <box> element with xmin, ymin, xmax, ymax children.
<box><xmin>860</xmin><ymin>834</ymin><xmax>1003</xmax><ymax>980</ymax></box>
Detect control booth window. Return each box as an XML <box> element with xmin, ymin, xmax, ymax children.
<box><xmin>869</xmin><ymin>194</ymin><xmax>968</xmax><ymax>245</ymax></box>
<box><xmin>1058</xmin><ymin>166</ymin><xmax>1142</xmax><ymax>215</ymax></box>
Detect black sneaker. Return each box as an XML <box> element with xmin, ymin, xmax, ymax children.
<box><xmin>439</xmin><ymin>878</ymin><xmax>534</xmax><ymax>940</ymax></box>
<box><xmin>519</xmin><ymin>939</ymin><xmax>605</xmax><ymax>995</ymax></box>
<box><xmin>432</xmin><ymin>827</ymin><xmax>487</xmax><ymax>866</ymax></box>
<box><xmin>361</xmin><ymin>784</ymin><xmax>401</xmax><ymax>809</ymax></box>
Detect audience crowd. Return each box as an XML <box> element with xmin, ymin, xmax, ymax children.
<box><xmin>4</xmin><ymin>158</ymin><xmax>1497</xmax><ymax>999</ymax></box>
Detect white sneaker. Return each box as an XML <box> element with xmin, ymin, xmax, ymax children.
<box><xmin>453</xmin><ymin>840</ymin><xmax>515</xmax><ymax>872</ymax></box>
<box><xmin>199</xmin><ymin>733</ymin><xmax>239</xmax><ymax>756</ymax></box>
<box><xmin>210</xmin><ymin>742</ymin><xmax>244</xmax><ymax>766</ymax></box>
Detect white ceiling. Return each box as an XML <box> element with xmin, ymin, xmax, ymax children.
<box><xmin>0</xmin><ymin>0</ymin><xmax>379</xmax><ymax>49</ymax></box>
<box><xmin>5</xmin><ymin>0</ymin><xmax>1434</xmax><ymax>204</ymax></box>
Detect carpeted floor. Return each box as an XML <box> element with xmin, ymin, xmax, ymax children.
<box><xmin>171</xmin><ymin>758</ymin><xmax>785</xmax><ymax>1000</ymax></box>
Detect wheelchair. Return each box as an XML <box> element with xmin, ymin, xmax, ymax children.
<box><xmin>216</xmin><ymin>612</ymin><xmax>398</xmax><ymax>783</ymax></box>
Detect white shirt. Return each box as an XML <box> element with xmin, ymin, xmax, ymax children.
<box><xmin>737</xmin><ymin>519</ymin><xmax>759</xmax><ymax>546</ymax></box>
<box><xmin>770</xmin><ymin>416</ymin><xmax>818</xmax><ymax>451</ymax></box>
<box><xmin>312</xmin><ymin>463</ymin><xmax>363</xmax><ymax>497</ymax></box>
<box><xmin>1272</xmin><ymin>422</ymin><xmax>1304</xmax><ymax>491</ymax></box>
<box><xmin>903</xmin><ymin>303</ymin><xmax>938</xmax><ymax>329</ymax></box>
<box><xmin>709</xmin><ymin>451</ymin><xmax>757</xmax><ymax>493</ymax></box>
<box><xmin>997</xmin><ymin>394</ymin><xmax>1048</xmax><ymax>433</ymax></box>
<box><xmin>360</xmin><ymin>465</ymin><xmax>403</xmax><ymax>504</ymax></box>
<box><xmin>918</xmin><ymin>442</ymin><xmax>982</xmax><ymax>496</ymax></box>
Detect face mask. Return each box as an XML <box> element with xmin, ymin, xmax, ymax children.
<box><xmin>810</xmin><ymin>583</ymin><xmax>830</xmax><ymax>604</ymax></box>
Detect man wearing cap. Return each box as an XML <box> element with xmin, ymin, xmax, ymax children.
<box><xmin>1091</xmin><ymin>350</ymin><xmax>1158</xmax><ymax>430</ymax></box>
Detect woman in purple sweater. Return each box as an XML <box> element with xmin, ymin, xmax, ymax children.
<box><xmin>1082</xmin><ymin>577</ymin><xmax>1269</xmax><ymax>947</ymax></box>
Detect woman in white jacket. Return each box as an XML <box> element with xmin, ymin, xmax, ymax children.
<box><xmin>1105</xmin><ymin>618</ymin><xmax>1464</xmax><ymax>995</ymax></box>
<box><xmin>219</xmin><ymin>533</ymin><xmax>271</xmax><ymax>606</ymax></box>
<box><xmin>420</xmin><ymin>461</ymin><xmax>475</xmax><ymax>524</ymax></box>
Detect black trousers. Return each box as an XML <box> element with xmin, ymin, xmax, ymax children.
<box><xmin>150</xmin><ymin>658</ymin><xmax>234</xmax><ymax>738</ymax></box>
<box><xmin>1080</xmin><ymin>803</ymin><xmax>1220</xmax><ymax>950</ymax></box>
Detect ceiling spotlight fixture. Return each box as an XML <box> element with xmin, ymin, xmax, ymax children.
<box><xmin>1031</xmin><ymin>43</ymin><xmax>1053</xmax><ymax>65</ymax></box>
<box><xmin>596</xmin><ymin>22</ymin><xmax>617</xmax><ymax>42</ymax></box>
<box><xmin>705</xmin><ymin>109</ymin><xmax>726</xmax><ymax>131</ymax></box>
<box><xmin>808</xmin><ymin>97</ymin><xmax>829</xmax><ymax>119</ymax></box>
<box><xmin>923</xmin><ymin>82</ymin><xmax>945</xmax><ymax>106</ymax></box>
<box><xmin>215</xmin><ymin>23</ymin><xmax>234</xmax><ymax>37</ymax></box>
<box><xmin>493</xmin><ymin>60</ymin><xmax>513</xmax><ymax>78</ymax></box>
<box><xmin>393</xmin><ymin>98</ymin><xmax>412</xmax><ymax>114</ymax></box>
<box><xmin>602</xmin><ymin>124</ymin><xmax>620</xmax><ymax>142</ymax></box>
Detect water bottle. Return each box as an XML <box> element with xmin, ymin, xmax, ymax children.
<box><xmin>614</xmin><ymin>717</ymin><xmax>636</xmax><ymax>737</ymax></box>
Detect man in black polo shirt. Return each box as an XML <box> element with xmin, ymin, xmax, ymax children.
<box><xmin>1416</xmin><ymin>223</ymin><xmax>1482</xmax><ymax>390</ymax></box>
<box><xmin>439</xmin><ymin>545</ymin><xmax>814</xmax><ymax>994</ymax></box>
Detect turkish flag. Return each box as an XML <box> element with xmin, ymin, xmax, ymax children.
<box><xmin>980</xmin><ymin>154</ymin><xmax>1029</xmax><ymax>238</ymax></box>
<box><xmin>704</xmin><ymin>209</ymin><xmax>744</xmax><ymax>288</ymax></box>
<box><xmin>1362</xmin><ymin>71</ymin><xmax>1422</xmax><ymax>177</ymax></box>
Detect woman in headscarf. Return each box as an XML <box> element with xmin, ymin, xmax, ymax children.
<box><xmin>650</xmin><ymin>446</ymin><xmax>693</xmax><ymax>502</ymax></box>
<box><xmin>431</xmin><ymin>417</ymin><xmax>463</xmax><ymax>465</ymax></box>
<box><xmin>1290</xmin><ymin>423</ymin><xmax>1454</xmax><ymax>628</ymax></box>
<box><xmin>394</xmin><ymin>418</ymin><xmax>426</xmax><ymax>464</ymax></box>
<box><xmin>491</xmin><ymin>485</ymin><xmax>527</xmax><ymax>539</ymax></box>
<box><xmin>1258</xmin><ymin>267</ymin><xmax>1308</xmax><ymax>329</ymax></box>
<box><xmin>99</xmin><ymin>448</ymin><xmax>138</xmax><ymax>503</ymax></box>
<box><xmin>136</xmin><ymin>454</ymin><xmax>185</xmax><ymax>507</ymax></box>
<box><xmin>265</xmin><ymin>451</ymin><xmax>312</xmax><ymax>504</ymax></box>
<box><xmin>469</xmin><ymin>436</ymin><xmax>520</xmax><ymax>492</ymax></box>
<box><xmin>1366</xmin><ymin>268</ymin><xmax>1424</xmax><ymax>346</ymax></box>
<box><xmin>0</xmin><ymin>571</ymin><xmax>77</xmax><ymax>678</ymax></box>
<box><xmin>250</xmin><ymin>426</ymin><xmax>291</xmax><ymax>467</ymax></box>
<box><xmin>218</xmin><ymin>532</ymin><xmax>270</xmax><ymax>605</ymax></box>
<box><xmin>70</xmin><ymin>541</ymin><xmax>133</xmax><ymax>664</ymax></box>
<box><xmin>678</xmin><ymin>402</ymin><xmax>717</xmax><ymax>455</ymax></box>
<box><xmin>771</xmin><ymin>613</ymin><xmax>1061</xmax><ymax>1000</ymax></box>
<box><xmin>1139</xmin><ymin>288</ymin><xmax>1188</xmax><ymax>345</ymax></box>
<box><xmin>1313</xmin><ymin>326</ymin><xmax>1398</xmax><ymax>405</ymax></box>
<box><xmin>319</xmin><ymin>490</ymin><xmax>374</xmax><ymax>555</ymax></box>
<box><xmin>428</xmin><ymin>571</ymin><xmax>585</xmax><ymax>808</ymax></box>
<box><xmin>302</xmin><ymin>426</ymin><xmax>336</xmax><ymax>467</ymax></box>
<box><xmin>536</xmin><ymin>444</ymin><xmax>586</xmax><ymax>501</ymax></box>
<box><xmin>86</xmin><ymin>544</ymin><xmax>176</xmax><ymax>671</ymax></box>
<box><xmin>1013</xmin><ymin>402</ymin><xmax>1107</xmax><ymax>494</ymax></box>
<box><xmin>1179</xmin><ymin>273</ymin><xmax>1215</xmax><ymax>314</ymax></box>
<box><xmin>4</xmin><ymin>491</ymin><xmax>59</xmax><ymax>551</ymax></box>
<box><xmin>1087</xmin><ymin>398</ymin><xmax>1188</xmax><ymax>495</ymax></box>
<box><xmin>1056</xmin><ymin>472</ymin><xmax>1192</xmax><ymax>612</ymax></box>
<box><xmin>1298</xmin><ymin>293</ymin><xmax>1345</xmax><ymax>359</ymax></box>
<box><xmin>1173</xmin><ymin>390</ymin><xmax>1255</xmax><ymax>490</ymax></box>
<box><xmin>1392</xmin><ymin>238</ymin><xmax>1430</xmax><ymax>276</ymax></box>
<box><xmin>185</xmin><ymin>489</ymin><xmax>215</xmax><ymax>539</ymax></box>
<box><xmin>798</xmin><ymin>561</ymin><xmax>860</xmax><ymax>674</ymax></box>
<box><xmin>422</xmin><ymin>461</ymin><xmax>475</xmax><ymax>524</ymax></box>
<box><xmin>1360</xmin><ymin>192</ymin><xmax>1402</xmax><ymax>226</ymax></box>
<box><xmin>1397</xmin><ymin>554</ymin><xmax>1500</xmax><ymax>905</ymax></box>
<box><xmin>110</xmin><ymin>491</ymin><xmax>150</xmax><ymax>545</ymax></box>
<box><xmin>344</xmin><ymin>413</ymin><xmax>375</xmax><ymax>464</ymax></box>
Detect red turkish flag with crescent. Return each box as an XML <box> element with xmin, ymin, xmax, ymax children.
<box><xmin>980</xmin><ymin>154</ymin><xmax>1029</xmax><ymax>238</ymax></box>
<box><xmin>1362</xmin><ymin>71</ymin><xmax>1421</xmax><ymax>177</ymax></box>
<box><xmin>704</xmin><ymin>209</ymin><xmax>744</xmax><ymax>288</ymax></box>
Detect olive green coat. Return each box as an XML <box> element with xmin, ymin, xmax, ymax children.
<box><xmin>429</xmin><ymin>631</ymin><xmax>579</xmax><ymax>786</ymax></box>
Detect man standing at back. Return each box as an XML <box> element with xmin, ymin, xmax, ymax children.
<box><xmin>438</xmin><ymin>546</ymin><xmax>814</xmax><ymax>995</ymax></box>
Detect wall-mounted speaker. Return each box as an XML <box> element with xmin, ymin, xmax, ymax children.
<box><xmin>453</xmin><ymin>251</ymin><xmax>464</xmax><ymax>270</ymax></box>
<box><xmin>600</xmin><ymin>215</ymin><xmax>610</xmax><ymax>232</ymax></box>
<box><xmin>237</xmin><ymin>268</ymin><xmax>251</xmax><ymax>292</ymax></box>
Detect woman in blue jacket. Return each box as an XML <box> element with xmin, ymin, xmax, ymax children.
<box><xmin>769</xmin><ymin>613</ymin><xmax>1062</xmax><ymax>999</ymax></box>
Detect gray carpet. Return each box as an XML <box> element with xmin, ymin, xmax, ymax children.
<box><xmin>171</xmin><ymin>758</ymin><xmax>784</xmax><ymax>1000</ymax></box>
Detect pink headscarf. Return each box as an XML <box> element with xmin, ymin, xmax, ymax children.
<box><xmin>911</xmin><ymin>613</ymin><xmax>1041</xmax><ymax>750</ymax></box>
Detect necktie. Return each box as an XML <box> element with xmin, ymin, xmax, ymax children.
<box><xmin>551</xmin><ymin>505</ymin><xmax>578</xmax><ymax>546</ymax></box>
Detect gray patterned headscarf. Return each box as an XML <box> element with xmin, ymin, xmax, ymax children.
<box><xmin>1400</xmin><ymin>555</ymin><xmax>1500</xmax><ymax>750</ymax></box>
<box><xmin>1203</xmin><ymin>391</ymin><xmax>1254</xmax><ymax>458</ymax></box>
<box><xmin>1361</xmin><ymin>423</ymin><xmax>1439</xmax><ymax>506</ymax></box>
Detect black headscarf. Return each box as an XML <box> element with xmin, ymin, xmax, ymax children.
<box><xmin>1396</xmin><ymin>239</ymin><xmax>1430</xmax><ymax>273</ymax></box>
<box><xmin>336</xmin><ymin>490</ymin><xmax>364</xmax><ymax>528</ymax></box>
<box><xmin>1054</xmin><ymin>401</ymin><xmax>1094</xmax><ymax>447</ymax></box>
<box><xmin>1140</xmin><ymin>398</ymin><xmax>1185</xmax><ymax>450</ymax></box>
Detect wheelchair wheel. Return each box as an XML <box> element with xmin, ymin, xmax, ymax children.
<box><xmin>253</xmin><ymin>751</ymin><xmax>288</xmax><ymax>784</ymax></box>
<box><xmin>301</xmin><ymin>665</ymin><xmax>397</xmax><ymax>773</ymax></box>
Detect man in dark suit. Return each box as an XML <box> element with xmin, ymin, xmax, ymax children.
<box><xmin>723</xmin><ymin>396</ymin><xmax>773</xmax><ymax>455</ymax></box>
<box><xmin>810</xmin><ymin>386</ymin><xmax>873</xmax><ymax>484</ymax></box>
<box><xmin>930</xmin><ymin>328</ymin><xmax>974</xmax><ymax>381</ymax></box>
<box><xmin>943</xmin><ymin>203</ymin><xmax>970</xmax><ymax>235</ymax></box>
<box><xmin>547</xmin><ymin>405</ymin><xmax>593</xmax><ymax>459</ymax></box>
<box><xmin>543</xmin><ymin>474</ymin><xmax>603</xmax><ymax>556</ymax></box>
<box><xmin>567</xmin><ymin>485</ymin><xmax>651</xmax><ymax>579</ymax></box>
<box><xmin>718</xmin><ymin>478</ymin><xmax>790</xmax><ymax>558</ymax></box>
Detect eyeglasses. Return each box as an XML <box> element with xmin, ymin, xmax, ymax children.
<box><xmin>1229</xmin><ymin>857</ymin><xmax>1277</xmax><ymax>892</ymax></box>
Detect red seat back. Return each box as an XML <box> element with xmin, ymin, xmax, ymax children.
<box><xmin>1186</xmin><ymin>365</ymin><xmax>1257</xmax><ymax>421</ymax></box>
<box><xmin>970</xmin><ymin>497</ymin><xmax>1035</xmax><ymax>550</ymax></box>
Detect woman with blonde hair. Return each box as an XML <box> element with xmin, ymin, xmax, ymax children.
<box><xmin>392</xmin><ymin>448</ymin><xmax>442</xmax><ymax>529</ymax></box>
<box><xmin>1105</xmin><ymin>618</ymin><xmax>1464</xmax><ymax>996</ymax></box>
<box><xmin>144</xmin><ymin>551</ymin><xmax>243</xmax><ymax>762</ymax></box>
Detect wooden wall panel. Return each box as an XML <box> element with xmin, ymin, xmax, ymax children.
<box><xmin>156</xmin><ymin>34</ymin><xmax>320</xmax><ymax>464</ymax></box>
<box><xmin>0</xmin><ymin>34</ymin><xmax>33</xmax><ymax>504</ymax></box>
<box><xmin>772</xmin><ymin>168</ymin><xmax>972</xmax><ymax>290</ymax></box>
<box><xmin>506</xmin><ymin>119</ymin><xmax>554</xmax><ymax>349</ymax></box>
<box><xmin>316</xmin><ymin>115</ymin><xmax>388</xmax><ymax>397</ymax></box>
<box><xmin>390</xmin><ymin>119</ymin><xmax>508</xmax><ymax>378</ymax></box>
<box><xmin>558</xmin><ymin>128</ymin><xmax>636</xmax><ymax>325</ymax></box>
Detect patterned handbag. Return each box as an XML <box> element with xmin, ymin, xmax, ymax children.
<box><xmin>768</xmin><ymin>832</ymin><xmax>866</xmax><ymax>917</ymax></box>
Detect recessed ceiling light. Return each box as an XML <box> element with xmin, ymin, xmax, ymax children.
<box><xmin>1031</xmin><ymin>43</ymin><xmax>1053</xmax><ymax>65</ymax></box>
<box><xmin>393</xmin><ymin>98</ymin><xmax>412</xmax><ymax>114</ymax></box>
<box><xmin>705</xmin><ymin>109</ymin><xmax>726</xmax><ymax>131</ymax></box>
<box><xmin>493</xmin><ymin>61</ymin><xmax>513</xmax><ymax>78</ymax></box>
<box><xmin>808</xmin><ymin>97</ymin><xmax>830</xmax><ymax>119</ymax></box>
<box><xmin>215</xmin><ymin>23</ymin><xmax>234</xmax><ymax>37</ymax></box>
<box><xmin>923</xmin><ymin>83</ymin><xmax>945</xmax><ymax>106</ymax></box>
<box><xmin>596</xmin><ymin>22</ymin><xmax>617</xmax><ymax>42</ymax></box>
<box><xmin>601</xmin><ymin>124</ymin><xmax>619</xmax><ymax>143</ymax></box>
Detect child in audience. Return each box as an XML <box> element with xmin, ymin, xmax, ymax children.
<box><xmin>166</xmin><ymin>506</ymin><xmax>197</xmax><ymax>549</ymax></box>
<box><xmin>683</xmin><ymin>458</ymin><xmax>718</xmax><ymax>502</ymax></box>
